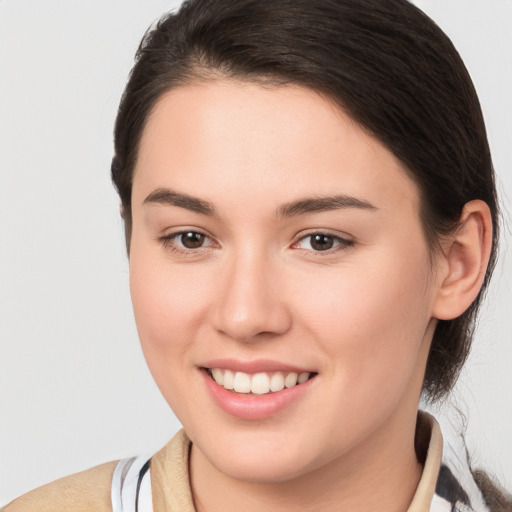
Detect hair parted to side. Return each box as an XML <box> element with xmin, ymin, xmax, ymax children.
<box><xmin>111</xmin><ymin>0</ymin><xmax>499</xmax><ymax>402</ymax></box>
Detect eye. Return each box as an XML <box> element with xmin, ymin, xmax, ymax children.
<box><xmin>159</xmin><ymin>230</ymin><xmax>216</xmax><ymax>253</ymax></box>
<box><xmin>178</xmin><ymin>231</ymin><xmax>206</xmax><ymax>249</ymax></box>
<box><xmin>294</xmin><ymin>233</ymin><xmax>353</xmax><ymax>252</ymax></box>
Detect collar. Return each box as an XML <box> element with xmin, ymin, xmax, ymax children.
<box><xmin>409</xmin><ymin>411</ymin><xmax>444</xmax><ymax>511</ymax></box>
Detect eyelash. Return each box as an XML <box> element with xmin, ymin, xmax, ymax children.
<box><xmin>158</xmin><ymin>230</ymin><xmax>355</xmax><ymax>256</ymax></box>
<box><xmin>159</xmin><ymin>230</ymin><xmax>217</xmax><ymax>256</ymax></box>
<box><xmin>293</xmin><ymin>232</ymin><xmax>355</xmax><ymax>255</ymax></box>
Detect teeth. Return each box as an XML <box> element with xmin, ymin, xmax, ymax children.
<box><xmin>223</xmin><ymin>370</ymin><xmax>234</xmax><ymax>390</ymax></box>
<box><xmin>209</xmin><ymin>368</ymin><xmax>313</xmax><ymax>395</ymax></box>
<box><xmin>284</xmin><ymin>372</ymin><xmax>298</xmax><ymax>388</ymax></box>
<box><xmin>212</xmin><ymin>368</ymin><xmax>224</xmax><ymax>385</ymax></box>
<box><xmin>251</xmin><ymin>373</ymin><xmax>270</xmax><ymax>395</ymax></box>
<box><xmin>298</xmin><ymin>372</ymin><xmax>309</xmax><ymax>384</ymax></box>
<box><xmin>233</xmin><ymin>372</ymin><xmax>251</xmax><ymax>393</ymax></box>
<box><xmin>270</xmin><ymin>372</ymin><xmax>285</xmax><ymax>392</ymax></box>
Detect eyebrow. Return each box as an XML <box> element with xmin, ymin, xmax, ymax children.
<box><xmin>144</xmin><ymin>188</ymin><xmax>217</xmax><ymax>216</ymax></box>
<box><xmin>276</xmin><ymin>195</ymin><xmax>377</xmax><ymax>218</ymax></box>
<box><xmin>144</xmin><ymin>187</ymin><xmax>376</xmax><ymax>218</ymax></box>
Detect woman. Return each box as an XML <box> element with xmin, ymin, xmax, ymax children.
<box><xmin>3</xmin><ymin>0</ymin><xmax>510</xmax><ymax>510</ymax></box>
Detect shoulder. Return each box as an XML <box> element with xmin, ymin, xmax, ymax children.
<box><xmin>2</xmin><ymin>460</ymin><xmax>118</xmax><ymax>512</ymax></box>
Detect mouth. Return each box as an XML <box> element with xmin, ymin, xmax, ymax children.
<box><xmin>204</xmin><ymin>367</ymin><xmax>317</xmax><ymax>395</ymax></box>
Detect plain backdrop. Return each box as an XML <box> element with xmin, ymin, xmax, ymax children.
<box><xmin>0</xmin><ymin>0</ymin><xmax>511</xmax><ymax>504</ymax></box>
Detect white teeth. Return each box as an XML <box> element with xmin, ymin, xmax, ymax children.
<box><xmin>284</xmin><ymin>372</ymin><xmax>298</xmax><ymax>388</ymax></box>
<box><xmin>212</xmin><ymin>368</ymin><xmax>224</xmax><ymax>385</ymax></box>
<box><xmin>210</xmin><ymin>368</ymin><xmax>312</xmax><ymax>395</ymax></box>
<box><xmin>251</xmin><ymin>373</ymin><xmax>270</xmax><ymax>395</ymax></box>
<box><xmin>233</xmin><ymin>372</ymin><xmax>251</xmax><ymax>393</ymax></box>
<box><xmin>270</xmin><ymin>372</ymin><xmax>285</xmax><ymax>392</ymax></box>
<box><xmin>298</xmin><ymin>372</ymin><xmax>309</xmax><ymax>384</ymax></box>
<box><xmin>223</xmin><ymin>369</ymin><xmax>234</xmax><ymax>390</ymax></box>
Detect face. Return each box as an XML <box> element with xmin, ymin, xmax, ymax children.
<box><xmin>129</xmin><ymin>81</ymin><xmax>439</xmax><ymax>483</ymax></box>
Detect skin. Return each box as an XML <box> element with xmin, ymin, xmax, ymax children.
<box><xmin>128</xmin><ymin>80</ymin><xmax>491</xmax><ymax>512</ymax></box>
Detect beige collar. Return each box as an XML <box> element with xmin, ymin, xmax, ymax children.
<box><xmin>151</xmin><ymin>427</ymin><xmax>196</xmax><ymax>512</ymax></box>
<box><xmin>408</xmin><ymin>412</ymin><xmax>443</xmax><ymax>512</ymax></box>
<box><xmin>151</xmin><ymin>413</ymin><xmax>443</xmax><ymax>512</ymax></box>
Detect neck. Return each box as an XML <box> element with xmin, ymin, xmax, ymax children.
<box><xmin>190</xmin><ymin>411</ymin><xmax>424</xmax><ymax>512</ymax></box>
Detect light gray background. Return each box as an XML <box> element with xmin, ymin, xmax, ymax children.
<box><xmin>0</xmin><ymin>0</ymin><xmax>510</xmax><ymax>504</ymax></box>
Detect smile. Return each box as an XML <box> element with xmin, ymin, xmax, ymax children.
<box><xmin>206</xmin><ymin>368</ymin><xmax>315</xmax><ymax>395</ymax></box>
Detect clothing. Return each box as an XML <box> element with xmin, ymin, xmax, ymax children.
<box><xmin>2</xmin><ymin>412</ymin><xmax>489</xmax><ymax>512</ymax></box>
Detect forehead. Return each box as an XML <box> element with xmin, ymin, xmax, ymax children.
<box><xmin>133</xmin><ymin>80</ymin><xmax>420</xmax><ymax>215</ymax></box>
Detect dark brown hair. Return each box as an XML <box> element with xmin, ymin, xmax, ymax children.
<box><xmin>111</xmin><ymin>0</ymin><xmax>499</xmax><ymax>402</ymax></box>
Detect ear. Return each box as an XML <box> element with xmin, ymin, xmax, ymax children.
<box><xmin>432</xmin><ymin>200</ymin><xmax>493</xmax><ymax>320</ymax></box>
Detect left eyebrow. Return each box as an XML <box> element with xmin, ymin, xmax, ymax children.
<box><xmin>276</xmin><ymin>195</ymin><xmax>377</xmax><ymax>218</ymax></box>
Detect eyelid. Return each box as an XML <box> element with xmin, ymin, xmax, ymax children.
<box><xmin>157</xmin><ymin>227</ymin><xmax>354</xmax><ymax>256</ymax></box>
<box><xmin>292</xmin><ymin>230</ymin><xmax>355</xmax><ymax>253</ymax></box>
<box><xmin>158</xmin><ymin>227</ymin><xmax>219</xmax><ymax>254</ymax></box>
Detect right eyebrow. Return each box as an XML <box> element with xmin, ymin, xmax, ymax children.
<box><xmin>143</xmin><ymin>188</ymin><xmax>217</xmax><ymax>216</ymax></box>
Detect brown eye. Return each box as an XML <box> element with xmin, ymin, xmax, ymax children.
<box><xmin>310</xmin><ymin>234</ymin><xmax>334</xmax><ymax>251</ymax></box>
<box><xmin>180</xmin><ymin>232</ymin><xmax>205</xmax><ymax>249</ymax></box>
<box><xmin>294</xmin><ymin>232</ymin><xmax>354</xmax><ymax>253</ymax></box>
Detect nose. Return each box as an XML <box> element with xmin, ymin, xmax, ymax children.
<box><xmin>211</xmin><ymin>251</ymin><xmax>292</xmax><ymax>343</ymax></box>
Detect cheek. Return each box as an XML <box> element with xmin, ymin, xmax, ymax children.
<box><xmin>292</xmin><ymin>248</ymin><xmax>433</xmax><ymax>403</ymax></box>
<box><xmin>128</xmin><ymin>246</ymin><xmax>211</xmax><ymax>371</ymax></box>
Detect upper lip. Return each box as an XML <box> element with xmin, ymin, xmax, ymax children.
<box><xmin>200</xmin><ymin>358</ymin><xmax>315</xmax><ymax>374</ymax></box>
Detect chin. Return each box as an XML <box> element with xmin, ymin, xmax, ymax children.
<box><xmin>191</xmin><ymin>424</ymin><xmax>329</xmax><ymax>484</ymax></box>
<box><xmin>210</xmin><ymin>449</ymin><xmax>317</xmax><ymax>484</ymax></box>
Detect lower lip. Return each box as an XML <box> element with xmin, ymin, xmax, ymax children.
<box><xmin>201</xmin><ymin>370</ymin><xmax>315</xmax><ymax>420</ymax></box>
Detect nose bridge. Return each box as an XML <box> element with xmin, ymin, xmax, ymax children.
<box><xmin>212</xmin><ymin>245</ymin><xmax>291</xmax><ymax>342</ymax></box>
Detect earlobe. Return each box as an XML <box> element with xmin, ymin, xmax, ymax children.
<box><xmin>432</xmin><ymin>200</ymin><xmax>493</xmax><ymax>320</ymax></box>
